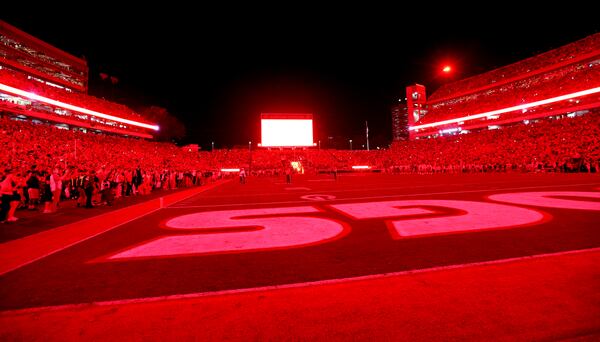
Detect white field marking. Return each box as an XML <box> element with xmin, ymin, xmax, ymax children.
<box><xmin>208</xmin><ymin>182</ymin><xmax>484</xmax><ymax>198</ymax></box>
<box><xmin>0</xmin><ymin>181</ymin><xmax>231</xmax><ymax>276</ymax></box>
<box><xmin>169</xmin><ymin>182</ymin><xmax>600</xmax><ymax>209</ymax></box>
<box><xmin>4</xmin><ymin>246</ymin><xmax>600</xmax><ymax>315</ymax></box>
<box><xmin>489</xmin><ymin>191</ymin><xmax>600</xmax><ymax>210</ymax></box>
<box><xmin>0</xmin><ymin>212</ymin><xmax>165</xmax><ymax>277</ymax></box>
<box><xmin>185</xmin><ymin>179</ymin><xmax>600</xmax><ymax>200</ymax></box>
<box><xmin>331</xmin><ymin>200</ymin><xmax>544</xmax><ymax>237</ymax></box>
<box><xmin>285</xmin><ymin>187</ymin><xmax>311</xmax><ymax>191</ymax></box>
<box><xmin>108</xmin><ymin>207</ymin><xmax>346</xmax><ymax>259</ymax></box>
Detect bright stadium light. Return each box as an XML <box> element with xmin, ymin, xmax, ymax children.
<box><xmin>261</xmin><ymin>115</ymin><xmax>314</xmax><ymax>147</ymax></box>
<box><xmin>409</xmin><ymin>86</ymin><xmax>600</xmax><ymax>131</ymax></box>
<box><xmin>442</xmin><ymin>65</ymin><xmax>452</xmax><ymax>73</ymax></box>
<box><xmin>0</xmin><ymin>83</ymin><xmax>160</xmax><ymax>131</ymax></box>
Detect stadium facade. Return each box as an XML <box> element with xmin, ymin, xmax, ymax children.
<box><xmin>403</xmin><ymin>33</ymin><xmax>600</xmax><ymax>140</ymax></box>
<box><xmin>390</xmin><ymin>102</ymin><xmax>408</xmax><ymax>141</ymax></box>
<box><xmin>0</xmin><ymin>20</ymin><xmax>158</xmax><ymax>138</ymax></box>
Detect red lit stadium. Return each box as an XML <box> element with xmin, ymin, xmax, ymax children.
<box><xmin>1</xmin><ymin>19</ymin><xmax>599</xmax><ymax>341</ymax></box>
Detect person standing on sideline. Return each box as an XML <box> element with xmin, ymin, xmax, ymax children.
<box><xmin>285</xmin><ymin>166</ymin><xmax>292</xmax><ymax>184</ymax></box>
<box><xmin>26</xmin><ymin>165</ymin><xmax>41</xmax><ymax>210</ymax></box>
<box><xmin>0</xmin><ymin>169</ymin><xmax>15</xmax><ymax>222</ymax></box>
<box><xmin>50</xmin><ymin>167</ymin><xmax>63</xmax><ymax>212</ymax></box>
<box><xmin>239</xmin><ymin>168</ymin><xmax>247</xmax><ymax>184</ymax></box>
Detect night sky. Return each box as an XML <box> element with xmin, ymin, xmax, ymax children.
<box><xmin>3</xmin><ymin>7</ymin><xmax>598</xmax><ymax>149</ymax></box>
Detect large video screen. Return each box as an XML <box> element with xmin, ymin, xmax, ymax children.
<box><xmin>260</xmin><ymin>113</ymin><xmax>314</xmax><ymax>147</ymax></box>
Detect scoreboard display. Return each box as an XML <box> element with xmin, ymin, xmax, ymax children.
<box><xmin>260</xmin><ymin>113</ymin><xmax>314</xmax><ymax>147</ymax></box>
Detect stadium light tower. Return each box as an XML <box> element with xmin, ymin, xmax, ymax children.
<box><xmin>349</xmin><ymin>139</ymin><xmax>353</xmax><ymax>150</ymax></box>
<box><xmin>211</xmin><ymin>141</ymin><xmax>215</xmax><ymax>152</ymax></box>
<box><xmin>249</xmin><ymin>141</ymin><xmax>252</xmax><ymax>152</ymax></box>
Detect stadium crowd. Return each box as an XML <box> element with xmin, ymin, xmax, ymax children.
<box><xmin>419</xmin><ymin>59</ymin><xmax>600</xmax><ymax>127</ymax></box>
<box><xmin>0</xmin><ymin>67</ymin><xmax>152</xmax><ymax>129</ymax></box>
<box><xmin>0</xmin><ymin>116</ymin><xmax>205</xmax><ymax>222</ymax></box>
<box><xmin>1</xmin><ymin>109</ymin><xmax>599</xmax><ymax>222</ymax></box>
<box><xmin>428</xmin><ymin>33</ymin><xmax>600</xmax><ymax>101</ymax></box>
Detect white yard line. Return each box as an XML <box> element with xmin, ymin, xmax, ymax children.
<box><xmin>170</xmin><ymin>182</ymin><xmax>600</xmax><ymax>209</ymax></box>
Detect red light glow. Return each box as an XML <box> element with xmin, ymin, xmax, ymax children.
<box><xmin>0</xmin><ymin>83</ymin><xmax>160</xmax><ymax>131</ymax></box>
<box><xmin>409</xmin><ymin>86</ymin><xmax>600</xmax><ymax>131</ymax></box>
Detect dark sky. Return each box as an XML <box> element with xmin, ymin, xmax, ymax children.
<box><xmin>3</xmin><ymin>7</ymin><xmax>598</xmax><ymax>148</ymax></box>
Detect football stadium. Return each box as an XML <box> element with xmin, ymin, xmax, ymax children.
<box><xmin>1</xmin><ymin>19</ymin><xmax>599</xmax><ymax>340</ymax></box>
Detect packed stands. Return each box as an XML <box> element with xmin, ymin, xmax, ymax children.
<box><xmin>428</xmin><ymin>33</ymin><xmax>600</xmax><ymax>102</ymax></box>
<box><xmin>411</xmin><ymin>33</ymin><xmax>600</xmax><ymax>137</ymax></box>
<box><xmin>1</xmin><ymin>108</ymin><xmax>599</xmax><ymax>221</ymax></box>
<box><xmin>0</xmin><ymin>116</ymin><xmax>201</xmax><ymax>220</ymax></box>
<box><xmin>1</xmin><ymin>66</ymin><xmax>156</xmax><ymax>137</ymax></box>
<box><xmin>392</xmin><ymin>110</ymin><xmax>600</xmax><ymax>174</ymax></box>
<box><xmin>1</xmin><ymin>20</ymin><xmax>157</xmax><ymax>139</ymax></box>
<box><xmin>1</xmin><ymin>20</ymin><xmax>88</xmax><ymax>92</ymax></box>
